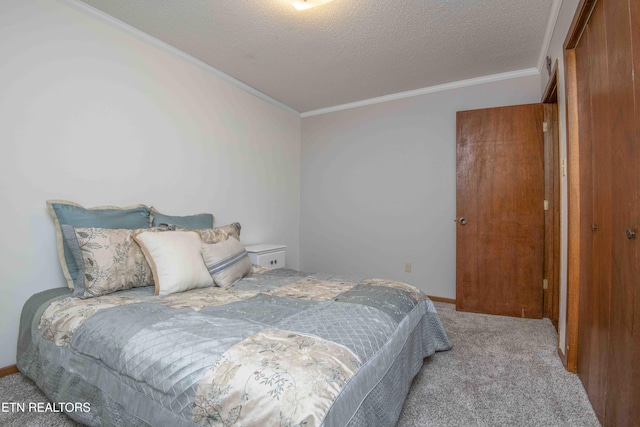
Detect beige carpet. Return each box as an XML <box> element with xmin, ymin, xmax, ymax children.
<box><xmin>0</xmin><ymin>302</ymin><xmax>600</xmax><ymax>426</ymax></box>
<box><xmin>397</xmin><ymin>302</ymin><xmax>600</xmax><ymax>426</ymax></box>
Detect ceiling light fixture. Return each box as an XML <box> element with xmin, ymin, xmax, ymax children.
<box><xmin>289</xmin><ymin>0</ymin><xmax>335</xmax><ymax>11</ymax></box>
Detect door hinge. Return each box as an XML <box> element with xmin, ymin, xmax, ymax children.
<box><xmin>543</xmin><ymin>121</ymin><xmax>548</xmax><ymax>133</ymax></box>
<box><xmin>543</xmin><ymin>279</ymin><xmax>548</xmax><ymax>290</ymax></box>
<box><xmin>544</xmin><ymin>200</ymin><xmax>549</xmax><ymax>211</ymax></box>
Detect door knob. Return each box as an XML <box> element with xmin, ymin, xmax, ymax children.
<box><xmin>459</xmin><ymin>217</ymin><xmax>467</xmax><ymax>225</ymax></box>
<box><xmin>626</xmin><ymin>229</ymin><xmax>636</xmax><ymax>240</ymax></box>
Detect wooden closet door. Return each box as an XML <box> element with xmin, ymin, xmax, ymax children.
<box><xmin>573</xmin><ymin>0</ymin><xmax>640</xmax><ymax>424</ymax></box>
<box><xmin>575</xmin><ymin>16</ymin><xmax>600</xmax><ymax>417</ymax></box>
<box><xmin>604</xmin><ymin>0</ymin><xmax>640</xmax><ymax>424</ymax></box>
<box><xmin>630</xmin><ymin>0</ymin><xmax>640</xmax><ymax>422</ymax></box>
<box><xmin>577</xmin><ymin>1</ymin><xmax>612</xmax><ymax>419</ymax></box>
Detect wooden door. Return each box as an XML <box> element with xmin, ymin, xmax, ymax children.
<box><xmin>456</xmin><ymin>104</ymin><xmax>545</xmax><ymax>318</ymax></box>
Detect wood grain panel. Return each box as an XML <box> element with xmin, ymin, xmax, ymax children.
<box><xmin>604</xmin><ymin>0</ymin><xmax>638</xmax><ymax>425</ymax></box>
<box><xmin>583</xmin><ymin>2</ymin><xmax>612</xmax><ymax>419</ymax></box>
<box><xmin>574</xmin><ymin>21</ymin><xmax>597</xmax><ymax>412</ymax></box>
<box><xmin>456</xmin><ymin>104</ymin><xmax>544</xmax><ymax>318</ymax></box>
<box><xmin>603</xmin><ymin>0</ymin><xmax>637</xmax><ymax>420</ymax></box>
<box><xmin>565</xmin><ymin>0</ymin><xmax>640</xmax><ymax>423</ymax></box>
<box><xmin>564</xmin><ymin>0</ymin><xmax>601</xmax><ymax>378</ymax></box>
<box><xmin>630</xmin><ymin>0</ymin><xmax>640</xmax><ymax>422</ymax></box>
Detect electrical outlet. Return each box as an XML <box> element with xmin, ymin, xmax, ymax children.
<box><xmin>404</xmin><ymin>263</ymin><xmax>412</xmax><ymax>273</ymax></box>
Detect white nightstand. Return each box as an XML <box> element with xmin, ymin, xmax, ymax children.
<box><xmin>244</xmin><ymin>244</ymin><xmax>286</xmax><ymax>269</ymax></box>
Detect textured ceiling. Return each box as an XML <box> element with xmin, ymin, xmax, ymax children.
<box><xmin>76</xmin><ymin>0</ymin><xmax>555</xmax><ymax>114</ymax></box>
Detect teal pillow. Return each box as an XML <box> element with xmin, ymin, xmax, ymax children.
<box><xmin>47</xmin><ymin>200</ymin><xmax>151</xmax><ymax>290</ymax></box>
<box><xmin>150</xmin><ymin>209</ymin><xmax>214</xmax><ymax>229</ymax></box>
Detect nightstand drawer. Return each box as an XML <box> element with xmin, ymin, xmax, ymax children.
<box><xmin>245</xmin><ymin>244</ymin><xmax>286</xmax><ymax>269</ymax></box>
<box><xmin>250</xmin><ymin>250</ymin><xmax>285</xmax><ymax>268</ymax></box>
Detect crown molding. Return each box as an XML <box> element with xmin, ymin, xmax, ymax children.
<box><xmin>301</xmin><ymin>68</ymin><xmax>541</xmax><ymax>118</ymax></box>
<box><xmin>56</xmin><ymin>0</ymin><xmax>300</xmax><ymax>116</ymax></box>
<box><xmin>537</xmin><ymin>0</ymin><xmax>564</xmax><ymax>72</ymax></box>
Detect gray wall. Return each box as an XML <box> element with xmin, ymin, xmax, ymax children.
<box><xmin>0</xmin><ymin>0</ymin><xmax>300</xmax><ymax>368</ymax></box>
<box><xmin>300</xmin><ymin>75</ymin><xmax>541</xmax><ymax>299</ymax></box>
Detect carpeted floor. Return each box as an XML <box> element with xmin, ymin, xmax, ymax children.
<box><xmin>0</xmin><ymin>302</ymin><xmax>600</xmax><ymax>426</ymax></box>
<box><xmin>396</xmin><ymin>303</ymin><xmax>599</xmax><ymax>426</ymax></box>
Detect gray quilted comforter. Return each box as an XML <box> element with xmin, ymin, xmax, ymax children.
<box><xmin>17</xmin><ymin>268</ymin><xmax>451</xmax><ymax>427</ymax></box>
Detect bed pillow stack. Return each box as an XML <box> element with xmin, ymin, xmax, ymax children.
<box><xmin>133</xmin><ymin>223</ymin><xmax>251</xmax><ymax>294</ymax></box>
<box><xmin>47</xmin><ymin>200</ymin><xmax>152</xmax><ymax>296</ymax></box>
<box><xmin>48</xmin><ymin>200</ymin><xmax>253</xmax><ymax>298</ymax></box>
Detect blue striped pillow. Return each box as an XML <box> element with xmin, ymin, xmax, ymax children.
<box><xmin>201</xmin><ymin>237</ymin><xmax>251</xmax><ymax>288</ymax></box>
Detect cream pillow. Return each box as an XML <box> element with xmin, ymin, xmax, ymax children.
<box><xmin>201</xmin><ymin>237</ymin><xmax>252</xmax><ymax>289</ymax></box>
<box><xmin>133</xmin><ymin>230</ymin><xmax>213</xmax><ymax>295</ymax></box>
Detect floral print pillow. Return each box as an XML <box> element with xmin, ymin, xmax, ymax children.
<box><xmin>62</xmin><ymin>226</ymin><xmax>155</xmax><ymax>298</ymax></box>
<box><xmin>196</xmin><ymin>222</ymin><xmax>241</xmax><ymax>244</ymax></box>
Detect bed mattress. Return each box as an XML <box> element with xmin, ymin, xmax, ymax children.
<box><xmin>17</xmin><ymin>268</ymin><xmax>451</xmax><ymax>426</ymax></box>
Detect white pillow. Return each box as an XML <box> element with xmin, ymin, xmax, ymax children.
<box><xmin>133</xmin><ymin>230</ymin><xmax>213</xmax><ymax>295</ymax></box>
<box><xmin>201</xmin><ymin>236</ymin><xmax>252</xmax><ymax>289</ymax></box>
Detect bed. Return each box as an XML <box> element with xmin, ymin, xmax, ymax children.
<box><xmin>16</xmin><ymin>201</ymin><xmax>451</xmax><ymax>426</ymax></box>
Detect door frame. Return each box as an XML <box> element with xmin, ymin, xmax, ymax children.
<box><xmin>563</xmin><ymin>0</ymin><xmax>598</xmax><ymax>373</ymax></box>
<box><xmin>542</xmin><ymin>59</ymin><xmax>561</xmax><ymax>331</ymax></box>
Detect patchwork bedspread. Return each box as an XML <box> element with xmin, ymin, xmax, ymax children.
<box><xmin>18</xmin><ymin>268</ymin><xmax>451</xmax><ymax>427</ymax></box>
